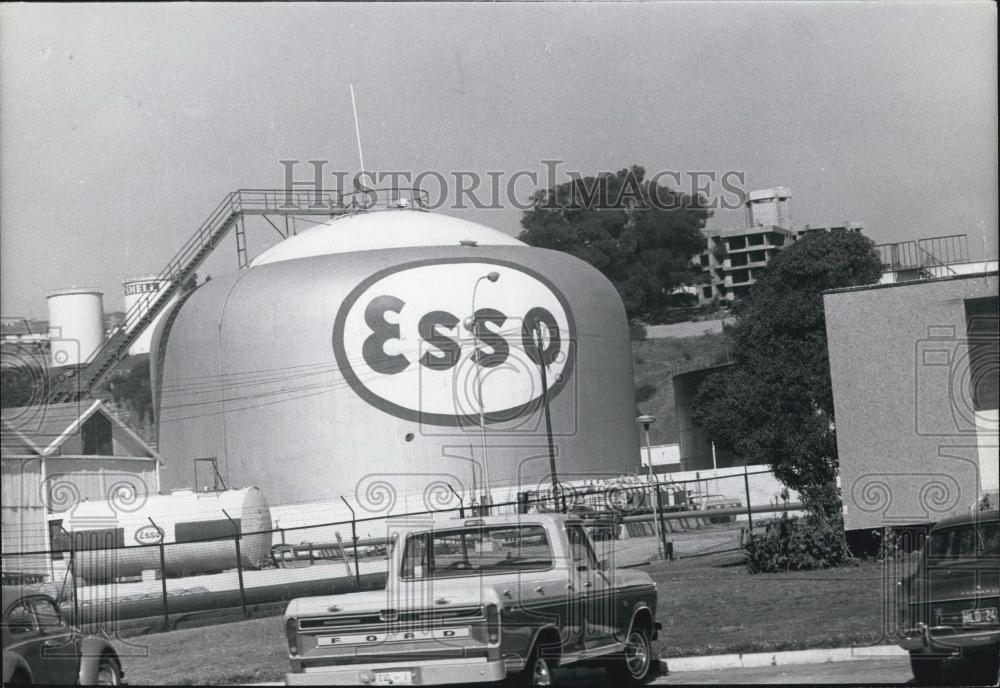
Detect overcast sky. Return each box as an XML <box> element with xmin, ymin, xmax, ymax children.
<box><xmin>2</xmin><ymin>2</ymin><xmax>996</xmax><ymax>317</ymax></box>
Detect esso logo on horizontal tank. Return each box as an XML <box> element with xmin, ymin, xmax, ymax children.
<box><xmin>333</xmin><ymin>259</ymin><xmax>576</xmax><ymax>426</ymax></box>
<box><xmin>134</xmin><ymin>525</ymin><xmax>164</xmax><ymax>545</ymax></box>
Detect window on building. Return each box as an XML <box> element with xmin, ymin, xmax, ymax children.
<box><xmin>748</xmin><ymin>234</ymin><xmax>765</xmax><ymax>246</ymax></box>
<box><xmin>731</xmin><ymin>270</ymin><xmax>750</xmax><ymax>284</ymax></box>
<box><xmin>81</xmin><ymin>413</ymin><xmax>113</xmax><ymax>455</ymax></box>
<box><xmin>771</xmin><ymin>233</ymin><xmax>785</xmax><ymax>246</ymax></box>
<box><xmin>965</xmin><ymin>297</ymin><xmax>999</xmax><ymax>411</ymax></box>
<box><xmin>730</xmin><ymin>254</ymin><xmax>748</xmax><ymax>267</ymax></box>
<box><xmin>702</xmin><ymin>286</ymin><xmax>712</xmax><ymax>299</ymax></box>
<box><xmin>726</xmin><ymin>237</ymin><xmax>746</xmax><ymax>250</ymax></box>
<box><xmin>699</xmin><ymin>254</ymin><xmax>709</xmax><ymax>267</ymax></box>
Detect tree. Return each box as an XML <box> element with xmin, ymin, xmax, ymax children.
<box><xmin>518</xmin><ymin>166</ymin><xmax>710</xmax><ymax>322</ymax></box>
<box><xmin>691</xmin><ymin>231</ymin><xmax>883</xmax><ymax>523</ymax></box>
<box><xmin>105</xmin><ymin>356</ymin><xmax>154</xmax><ymax>426</ymax></box>
<box><xmin>1</xmin><ymin>363</ymin><xmax>45</xmax><ymax>408</ymax></box>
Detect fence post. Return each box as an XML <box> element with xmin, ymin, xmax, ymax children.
<box><xmin>339</xmin><ymin>497</ymin><xmax>361</xmax><ymax>589</ymax></box>
<box><xmin>70</xmin><ymin>548</ymin><xmax>79</xmax><ymax>627</ymax></box>
<box><xmin>59</xmin><ymin>527</ymin><xmax>79</xmax><ymax>627</ymax></box>
<box><xmin>447</xmin><ymin>484</ymin><xmax>465</xmax><ymax>518</ymax></box>
<box><xmin>149</xmin><ymin>518</ymin><xmax>170</xmax><ymax>631</ymax></box>
<box><xmin>157</xmin><ymin>540</ymin><xmax>169</xmax><ymax>630</ymax></box>
<box><xmin>223</xmin><ymin>509</ymin><xmax>249</xmax><ymax>620</ymax></box>
<box><xmin>655</xmin><ymin>485</ymin><xmax>671</xmax><ymax>560</ymax></box>
<box><xmin>743</xmin><ymin>465</ymin><xmax>754</xmax><ymax>545</ymax></box>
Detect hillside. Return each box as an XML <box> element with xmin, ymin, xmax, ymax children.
<box><xmin>631</xmin><ymin>331</ymin><xmax>733</xmax><ymax>445</ymax></box>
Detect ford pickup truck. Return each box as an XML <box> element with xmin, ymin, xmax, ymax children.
<box><xmin>283</xmin><ymin>513</ymin><xmax>661</xmax><ymax>685</ymax></box>
<box><xmin>897</xmin><ymin>509</ymin><xmax>999</xmax><ymax>685</ymax></box>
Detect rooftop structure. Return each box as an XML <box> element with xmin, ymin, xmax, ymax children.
<box><xmin>745</xmin><ymin>186</ymin><xmax>791</xmax><ymax>229</ymax></box>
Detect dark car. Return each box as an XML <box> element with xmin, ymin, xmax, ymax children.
<box><xmin>2</xmin><ymin>587</ymin><xmax>124</xmax><ymax>685</ymax></box>
<box><xmin>897</xmin><ymin>509</ymin><xmax>999</xmax><ymax>685</ymax></box>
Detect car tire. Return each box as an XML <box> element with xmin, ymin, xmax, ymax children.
<box><xmin>966</xmin><ymin>645</ymin><xmax>999</xmax><ymax>686</ymax></box>
<box><xmin>909</xmin><ymin>653</ymin><xmax>944</xmax><ymax>686</ymax></box>
<box><xmin>8</xmin><ymin>670</ymin><xmax>31</xmax><ymax>685</ymax></box>
<box><xmin>607</xmin><ymin>625</ymin><xmax>654</xmax><ymax>685</ymax></box>
<box><xmin>96</xmin><ymin>655</ymin><xmax>121</xmax><ymax>686</ymax></box>
<box><xmin>511</xmin><ymin>643</ymin><xmax>556</xmax><ymax>687</ymax></box>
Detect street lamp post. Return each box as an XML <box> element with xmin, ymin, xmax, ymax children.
<box><xmin>637</xmin><ymin>414</ymin><xmax>666</xmax><ymax>559</ymax></box>
<box><xmin>466</xmin><ymin>271</ymin><xmax>500</xmax><ymax>515</ymax></box>
<box><xmin>533</xmin><ymin>321</ymin><xmax>561</xmax><ymax>511</ymax></box>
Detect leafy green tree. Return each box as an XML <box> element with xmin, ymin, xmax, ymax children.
<box><xmin>0</xmin><ymin>363</ymin><xmax>45</xmax><ymax>408</ymax></box>
<box><xmin>105</xmin><ymin>356</ymin><xmax>154</xmax><ymax>425</ymax></box>
<box><xmin>518</xmin><ymin>166</ymin><xmax>710</xmax><ymax>321</ymax></box>
<box><xmin>691</xmin><ymin>231</ymin><xmax>883</xmax><ymax>524</ymax></box>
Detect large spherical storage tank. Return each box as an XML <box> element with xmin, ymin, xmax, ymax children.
<box><xmin>55</xmin><ymin>487</ymin><xmax>271</xmax><ymax>583</ymax></box>
<box><xmin>47</xmin><ymin>288</ymin><xmax>105</xmax><ymax>367</ymax></box>
<box><xmin>152</xmin><ymin>210</ymin><xmax>640</xmax><ymax>510</ymax></box>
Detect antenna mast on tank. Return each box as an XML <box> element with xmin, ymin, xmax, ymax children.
<box><xmin>350</xmin><ymin>83</ymin><xmax>366</xmax><ymax>174</ymax></box>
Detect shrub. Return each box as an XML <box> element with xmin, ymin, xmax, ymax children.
<box><xmin>635</xmin><ymin>383</ymin><xmax>658</xmax><ymax>403</ymax></box>
<box><xmin>629</xmin><ymin>320</ymin><xmax>647</xmax><ymax>341</ymax></box>
<box><xmin>746</xmin><ymin>510</ymin><xmax>853</xmax><ymax>573</ymax></box>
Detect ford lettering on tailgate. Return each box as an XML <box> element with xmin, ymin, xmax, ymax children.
<box><xmin>317</xmin><ymin>628</ymin><xmax>471</xmax><ymax>646</ymax></box>
<box><xmin>332</xmin><ymin>259</ymin><xmax>576</xmax><ymax>426</ymax></box>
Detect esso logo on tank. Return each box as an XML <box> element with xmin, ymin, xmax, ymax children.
<box><xmin>134</xmin><ymin>525</ymin><xmax>164</xmax><ymax>545</ymax></box>
<box><xmin>333</xmin><ymin>259</ymin><xmax>576</xmax><ymax>426</ymax></box>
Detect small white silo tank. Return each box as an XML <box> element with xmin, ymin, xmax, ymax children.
<box><xmin>46</xmin><ymin>288</ymin><xmax>105</xmax><ymax>367</ymax></box>
<box><xmin>123</xmin><ymin>275</ymin><xmax>174</xmax><ymax>356</ymax></box>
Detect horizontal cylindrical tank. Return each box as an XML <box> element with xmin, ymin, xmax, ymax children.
<box><xmin>46</xmin><ymin>288</ymin><xmax>104</xmax><ymax>367</ymax></box>
<box><xmin>152</xmin><ymin>210</ymin><xmax>641</xmax><ymax>510</ymax></box>
<box><xmin>50</xmin><ymin>487</ymin><xmax>271</xmax><ymax>583</ymax></box>
<box><xmin>123</xmin><ymin>275</ymin><xmax>176</xmax><ymax>356</ymax></box>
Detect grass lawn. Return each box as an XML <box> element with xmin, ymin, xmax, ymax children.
<box><xmin>648</xmin><ymin>552</ymin><xmax>898</xmax><ymax>657</ymax></box>
<box><xmin>121</xmin><ymin>553</ymin><xmax>898</xmax><ymax>684</ymax></box>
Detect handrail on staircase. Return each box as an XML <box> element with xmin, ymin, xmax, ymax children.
<box><xmin>47</xmin><ymin>188</ymin><xmax>427</xmax><ymax>403</ymax></box>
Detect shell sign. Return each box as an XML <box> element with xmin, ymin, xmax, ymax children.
<box><xmin>333</xmin><ymin>259</ymin><xmax>576</xmax><ymax>426</ymax></box>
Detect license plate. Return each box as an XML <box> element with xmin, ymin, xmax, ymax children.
<box><xmin>374</xmin><ymin>670</ymin><xmax>413</xmax><ymax>685</ymax></box>
<box><xmin>962</xmin><ymin>607</ymin><xmax>998</xmax><ymax>625</ymax></box>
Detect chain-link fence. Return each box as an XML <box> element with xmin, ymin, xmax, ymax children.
<box><xmin>1</xmin><ymin>468</ymin><xmax>801</xmax><ymax>637</ymax></box>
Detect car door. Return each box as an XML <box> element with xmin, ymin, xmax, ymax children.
<box><xmin>3</xmin><ymin>600</ymin><xmax>46</xmax><ymax>683</ymax></box>
<box><xmin>30</xmin><ymin>596</ymin><xmax>81</xmax><ymax>685</ymax></box>
<box><xmin>565</xmin><ymin>524</ymin><xmax>616</xmax><ymax>653</ymax></box>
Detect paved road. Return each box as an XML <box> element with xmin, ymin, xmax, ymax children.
<box><xmin>539</xmin><ymin>658</ymin><xmax>913</xmax><ymax>685</ymax></box>
<box><xmin>253</xmin><ymin>655</ymin><xmax>1000</xmax><ymax>686</ymax></box>
<box><xmin>652</xmin><ymin>658</ymin><xmax>912</xmax><ymax>684</ymax></box>
<box><xmin>249</xmin><ymin>659</ymin><xmax>912</xmax><ymax>687</ymax></box>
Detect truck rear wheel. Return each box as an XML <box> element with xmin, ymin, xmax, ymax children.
<box><xmin>606</xmin><ymin>625</ymin><xmax>653</xmax><ymax>685</ymax></box>
<box><xmin>510</xmin><ymin>645</ymin><xmax>553</xmax><ymax>687</ymax></box>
